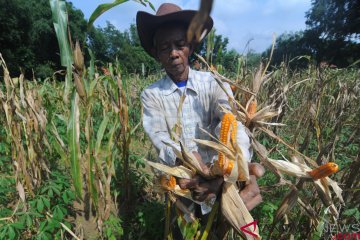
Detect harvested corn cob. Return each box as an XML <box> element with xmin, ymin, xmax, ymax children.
<box><xmin>219</xmin><ymin>113</ymin><xmax>237</xmax><ymax>171</ymax></box>
<box><xmin>160</xmin><ymin>175</ymin><xmax>177</xmax><ymax>191</ymax></box>
<box><xmin>247</xmin><ymin>99</ymin><xmax>257</xmax><ymax>118</ymax></box>
<box><xmin>230</xmin><ymin>84</ymin><xmax>237</xmax><ymax>93</ymax></box>
<box><xmin>308</xmin><ymin>162</ymin><xmax>339</xmax><ymax>180</ymax></box>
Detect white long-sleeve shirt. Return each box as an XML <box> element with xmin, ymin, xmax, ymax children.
<box><xmin>141</xmin><ymin>68</ymin><xmax>251</xmax><ymax>166</ymax></box>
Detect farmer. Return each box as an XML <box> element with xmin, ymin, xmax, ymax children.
<box><xmin>137</xmin><ymin>2</ymin><xmax>264</xmax><ymax>235</ymax></box>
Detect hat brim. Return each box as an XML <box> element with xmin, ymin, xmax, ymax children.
<box><xmin>136</xmin><ymin>10</ymin><xmax>213</xmax><ymax>58</ymax></box>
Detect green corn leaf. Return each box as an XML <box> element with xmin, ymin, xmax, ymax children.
<box><xmin>107</xmin><ymin>120</ymin><xmax>118</xmax><ymax>153</ymax></box>
<box><xmin>51</xmin><ymin>132</ymin><xmax>68</xmax><ymax>165</ymax></box>
<box><xmin>49</xmin><ymin>0</ymin><xmax>73</xmax><ymax>67</ymax></box>
<box><xmin>87</xmin><ymin>0</ymin><xmax>129</xmax><ymax>31</ymax></box>
<box><xmin>88</xmin><ymin>48</ymin><xmax>95</xmax><ymax>81</ymax></box>
<box><xmin>95</xmin><ymin>114</ymin><xmax>110</xmax><ymax>156</ymax></box>
<box><xmin>67</xmin><ymin>91</ymin><xmax>82</xmax><ymax>199</ymax></box>
<box><xmin>49</xmin><ymin>0</ymin><xmax>73</xmax><ymax>102</ymax></box>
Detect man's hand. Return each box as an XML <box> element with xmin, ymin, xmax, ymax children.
<box><xmin>178</xmin><ymin>175</ymin><xmax>223</xmax><ymax>202</ymax></box>
<box><xmin>178</xmin><ymin>151</ymin><xmax>223</xmax><ymax>202</ymax></box>
<box><xmin>239</xmin><ymin>163</ymin><xmax>265</xmax><ymax>211</ymax></box>
<box><xmin>178</xmin><ymin>152</ymin><xmax>265</xmax><ymax>209</ymax></box>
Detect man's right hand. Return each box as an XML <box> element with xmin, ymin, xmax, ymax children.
<box><xmin>178</xmin><ymin>175</ymin><xmax>224</xmax><ymax>202</ymax></box>
<box><xmin>178</xmin><ymin>163</ymin><xmax>265</xmax><ymax>210</ymax></box>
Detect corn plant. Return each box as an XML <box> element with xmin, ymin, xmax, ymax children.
<box><xmin>0</xmin><ymin>54</ymin><xmax>49</xmax><ymax>201</ymax></box>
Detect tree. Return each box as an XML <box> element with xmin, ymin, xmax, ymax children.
<box><xmin>306</xmin><ymin>0</ymin><xmax>360</xmax><ymax>41</ymax></box>
<box><xmin>263</xmin><ymin>32</ymin><xmax>313</xmax><ymax>69</ymax></box>
<box><xmin>0</xmin><ymin>0</ymin><xmax>87</xmax><ymax>78</ymax></box>
<box><xmin>193</xmin><ymin>28</ymin><xmax>229</xmax><ymax>66</ymax></box>
<box><xmin>304</xmin><ymin>0</ymin><xmax>360</xmax><ymax>66</ymax></box>
<box><xmin>87</xmin><ymin>22</ymin><xmax>160</xmax><ymax>75</ymax></box>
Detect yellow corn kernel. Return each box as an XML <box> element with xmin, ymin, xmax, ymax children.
<box><xmin>308</xmin><ymin>162</ymin><xmax>339</xmax><ymax>180</ymax></box>
<box><xmin>218</xmin><ymin>113</ymin><xmax>237</xmax><ymax>169</ymax></box>
<box><xmin>224</xmin><ymin>160</ymin><xmax>234</xmax><ymax>176</ymax></box>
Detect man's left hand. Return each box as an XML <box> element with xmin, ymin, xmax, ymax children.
<box><xmin>239</xmin><ymin>163</ymin><xmax>265</xmax><ymax>211</ymax></box>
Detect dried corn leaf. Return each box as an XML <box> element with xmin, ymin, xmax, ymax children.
<box><xmin>163</xmin><ymin>141</ymin><xmax>184</xmax><ymax>161</ymax></box>
<box><xmin>268</xmin><ymin>159</ymin><xmax>312</xmax><ymax>178</ymax></box>
<box><xmin>193</xmin><ymin>138</ymin><xmax>235</xmax><ymax>160</ymax></box>
<box><xmin>16</xmin><ymin>182</ymin><xmax>26</xmax><ymax>202</ymax></box>
<box><xmin>252</xmin><ymin>63</ymin><xmax>264</xmax><ymax>94</ymax></box>
<box><xmin>19</xmin><ymin>74</ymin><xmax>27</xmax><ymax>108</ymax></box>
<box><xmin>187</xmin><ymin>0</ymin><xmax>213</xmax><ymax>43</ymax></box>
<box><xmin>173</xmin><ymin>185</ymin><xmax>193</xmax><ymax>200</ymax></box>
<box><xmin>259</xmin><ymin>127</ymin><xmax>318</xmax><ymax>167</ymax></box>
<box><xmin>313</xmin><ymin>179</ymin><xmax>332</xmax><ymax>208</ymax></box>
<box><xmin>251</xmin><ymin>106</ymin><xmax>279</xmax><ymax>123</ymax></box>
<box><xmin>273</xmin><ymin>187</ymin><xmax>298</xmax><ymax>223</ymax></box>
<box><xmin>221</xmin><ymin>182</ymin><xmax>260</xmax><ymax>239</ymax></box>
<box><xmin>325</xmin><ymin>177</ymin><xmax>344</xmax><ymax>203</ymax></box>
<box><xmin>250</xmin><ymin>136</ymin><xmax>283</xmax><ymax>178</ymax></box>
<box><xmin>234</xmin><ymin>142</ymin><xmax>250</xmax><ymax>182</ymax></box>
<box><xmin>145</xmin><ymin>160</ymin><xmax>193</xmax><ymax>179</ymax></box>
<box><xmin>297</xmin><ymin>198</ymin><xmax>319</xmax><ymax>223</ymax></box>
<box><xmin>180</xmin><ymin>142</ymin><xmax>205</xmax><ymax>174</ymax></box>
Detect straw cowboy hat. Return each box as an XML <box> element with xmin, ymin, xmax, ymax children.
<box><xmin>136</xmin><ymin>3</ymin><xmax>213</xmax><ymax>58</ymax></box>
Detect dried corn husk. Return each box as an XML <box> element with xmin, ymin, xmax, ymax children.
<box><xmin>74</xmin><ymin>73</ymin><xmax>86</xmax><ymax>98</ymax></box>
<box><xmin>221</xmin><ymin>182</ymin><xmax>260</xmax><ymax>240</ymax></box>
<box><xmin>145</xmin><ymin>160</ymin><xmax>193</xmax><ymax>179</ymax></box>
<box><xmin>234</xmin><ymin>142</ymin><xmax>250</xmax><ymax>182</ymax></box>
<box><xmin>193</xmin><ymin>139</ymin><xmax>235</xmax><ymax>162</ymax></box>
<box><xmin>268</xmin><ymin>159</ymin><xmax>312</xmax><ymax>179</ymax></box>
<box><xmin>73</xmin><ymin>40</ymin><xmax>84</xmax><ymax>72</ymax></box>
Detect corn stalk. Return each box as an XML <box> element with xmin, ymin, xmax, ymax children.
<box><xmin>0</xmin><ymin>55</ymin><xmax>50</xmax><ymax>200</ymax></box>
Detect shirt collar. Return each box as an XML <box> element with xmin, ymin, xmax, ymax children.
<box><xmin>162</xmin><ymin>68</ymin><xmax>198</xmax><ymax>96</ymax></box>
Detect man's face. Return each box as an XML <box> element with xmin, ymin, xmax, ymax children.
<box><xmin>153</xmin><ymin>24</ymin><xmax>192</xmax><ymax>80</ymax></box>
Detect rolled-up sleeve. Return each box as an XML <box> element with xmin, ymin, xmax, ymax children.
<box><xmin>141</xmin><ymin>90</ymin><xmax>179</xmax><ymax>166</ymax></box>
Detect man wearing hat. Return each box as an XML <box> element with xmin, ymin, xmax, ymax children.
<box><xmin>137</xmin><ymin>2</ymin><xmax>264</xmax><ymax>234</ymax></box>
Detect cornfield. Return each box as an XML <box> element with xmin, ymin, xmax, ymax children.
<box><xmin>0</xmin><ymin>0</ymin><xmax>359</xmax><ymax>239</ymax></box>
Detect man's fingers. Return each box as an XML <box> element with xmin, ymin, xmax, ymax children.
<box><xmin>239</xmin><ymin>164</ymin><xmax>264</xmax><ymax>210</ymax></box>
<box><xmin>178</xmin><ymin>176</ymin><xmax>200</xmax><ymax>189</ymax></box>
<box><xmin>248</xmin><ymin>163</ymin><xmax>265</xmax><ymax>178</ymax></box>
<box><xmin>192</xmin><ymin>188</ymin><xmax>209</xmax><ymax>202</ymax></box>
<box><xmin>207</xmin><ymin>177</ymin><xmax>224</xmax><ymax>193</ymax></box>
<box><xmin>244</xmin><ymin>194</ymin><xmax>262</xmax><ymax>211</ymax></box>
<box><xmin>240</xmin><ymin>176</ymin><xmax>260</xmax><ymax>201</ymax></box>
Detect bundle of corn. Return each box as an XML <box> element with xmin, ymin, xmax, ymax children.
<box><xmin>146</xmin><ymin>112</ymin><xmax>259</xmax><ymax>240</ymax></box>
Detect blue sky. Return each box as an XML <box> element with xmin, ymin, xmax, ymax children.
<box><xmin>71</xmin><ymin>0</ymin><xmax>312</xmax><ymax>53</ymax></box>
